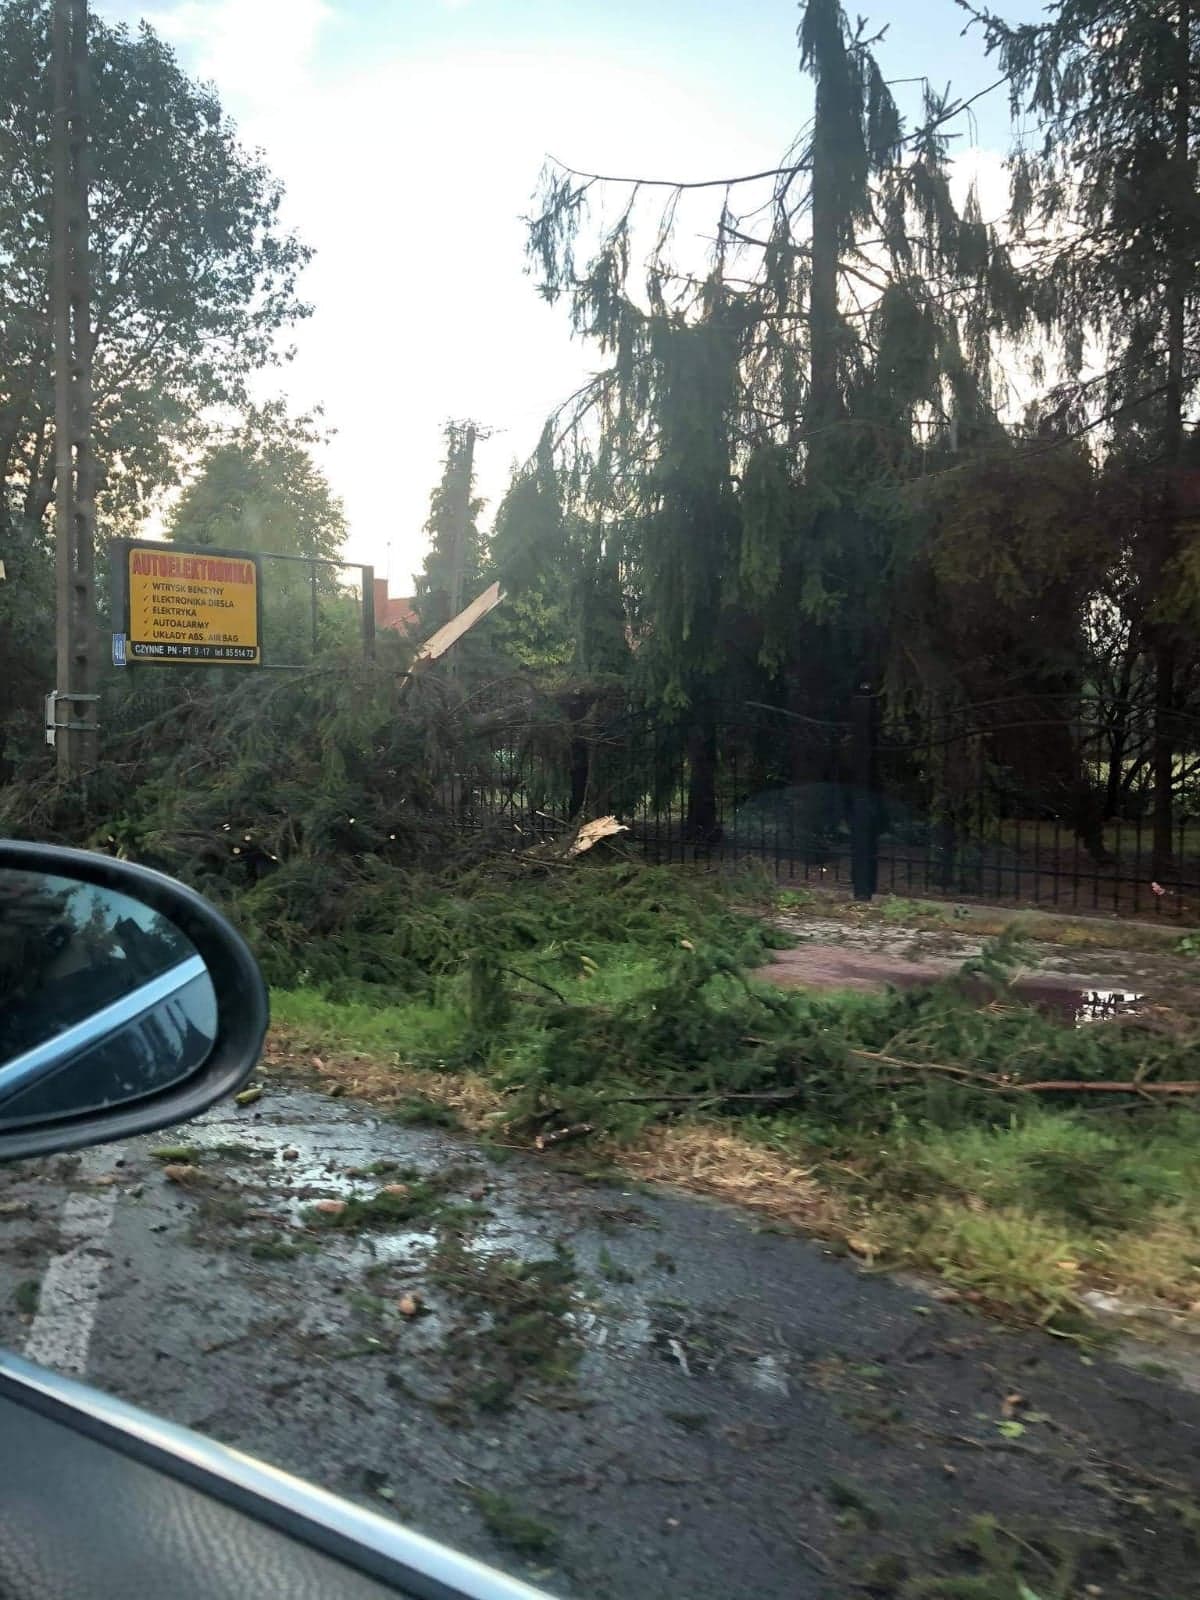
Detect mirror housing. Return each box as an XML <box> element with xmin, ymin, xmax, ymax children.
<box><xmin>0</xmin><ymin>842</ymin><xmax>268</xmax><ymax>1162</ymax></box>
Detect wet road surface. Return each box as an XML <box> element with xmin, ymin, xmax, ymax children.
<box><xmin>1</xmin><ymin>1084</ymin><xmax>1198</xmax><ymax>1598</ymax></box>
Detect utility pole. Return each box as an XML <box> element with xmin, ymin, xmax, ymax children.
<box><xmin>51</xmin><ymin>0</ymin><xmax>98</xmax><ymax>780</ymax></box>
<box><xmin>447</xmin><ymin>422</ymin><xmax>477</xmax><ymax>621</ymax></box>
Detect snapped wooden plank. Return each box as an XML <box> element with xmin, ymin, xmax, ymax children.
<box><xmin>412</xmin><ymin>581</ymin><xmax>505</xmax><ymax>666</ymax></box>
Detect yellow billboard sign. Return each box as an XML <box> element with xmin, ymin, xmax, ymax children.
<box><xmin>126</xmin><ymin>544</ymin><xmax>261</xmax><ymax>665</ymax></box>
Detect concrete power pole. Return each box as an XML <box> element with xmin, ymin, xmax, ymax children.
<box><xmin>51</xmin><ymin>0</ymin><xmax>98</xmax><ymax>780</ymax></box>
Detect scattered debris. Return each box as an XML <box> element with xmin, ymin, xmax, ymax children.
<box><xmin>388</xmin><ymin>1097</ymin><xmax>461</xmax><ymax>1130</ymax></box>
<box><xmin>362</xmin><ymin>1468</ymin><xmax>396</xmax><ymax>1504</ymax></box>
<box><xmin>826</xmin><ymin>1477</ymin><xmax>882</xmax><ymax>1531</ymax></box>
<box><xmin>535</xmin><ymin>1123</ymin><xmax>594</xmax><ymax>1151</ymax></box>
<box><xmin>567</xmin><ymin>814</ymin><xmax>629</xmax><ymax>857</ymax></box>
<box><xmin>161</xmin><ymin>1164</ymin><xmax>203</xmax><ymax>1185</ymax></box>
<box><xmin>246</xmin><ymin>1236</ymin><xmax>309</xmax><ymax>1261</ymax></box>
<box><xmin>13</xmin><ymin>1280</ymin><xmax>39</xmax><ymax>1318</ymax></box>
<box><xmin>664</xmin><ymin>1410</ymin><xmax>710</xmax><ymax>1432</ymax></box>
<box><xmin>665</xmin><ymin>1337</ymin><xmax>692</xmax><ymax>1376</ymax></box>
<box><xmin>467</xmin><ymin>1488</ymin><xmax>560</xmax><ymax>1558</ymax></box>
<box><xmin>597</xmin><ymin>1245</ymin><xmax>635</xmax><ymax>1284</ymax></box>
<box><xmin>303</xmin><ymin>1175</ymin><xmax>452</xmax><ymax>1232</ymax></box>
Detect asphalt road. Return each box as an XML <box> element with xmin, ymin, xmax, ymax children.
<box><xmin>0</xmin><ymin>1083</ymin><xmax>1197</xmax><ymax>1599</ymax></box>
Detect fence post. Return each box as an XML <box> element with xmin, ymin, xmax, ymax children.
<box><xmin>851</xmin><ymin>684</ymin><xmax>878</xmax><ymax>901</ymax></box>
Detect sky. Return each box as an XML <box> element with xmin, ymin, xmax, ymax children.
<box><xmin>95</xmin><ymin>0</ymin><xmax>1045</xmax><ymax>595</ymax></box>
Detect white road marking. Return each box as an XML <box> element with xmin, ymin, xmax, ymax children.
<box><xmin>24</xmin><ymin>1147</ymin><xmax>124</xmax><ymax>1376</ymax></box>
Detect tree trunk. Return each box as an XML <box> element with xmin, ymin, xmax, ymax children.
<box><xmin>807</xmin><ymin>0</ymin><xmax>840</xmax><ymax>467</ymax></box>
<box><xmin>568</xmin><ymin>737</ymin><xmax>590</xmax><ymax>819</ymax></box>
<box><xmin>1102</xmin><ymin>634</ymin><xmax>1137</xmax><ymax>818</ymax></box>
<box><xmin>685</xmin><ymin>710</ymin><xmax>719</xmax><ymax>844</ymax></box>
<box><xmin>784</xmin><ymin>5</ymin><xmax>844</xmax><ymax>788</ymax></box>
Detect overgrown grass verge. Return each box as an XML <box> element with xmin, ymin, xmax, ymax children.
<box><xmin>264</xmin><ymin>863</ymin><xmax>1200</xmax><ymax>1326</ymax></box>
<box><xmin>762</xmin><ymin>1105</ymin><xmax>1200</xmax><ymax>1322</ymax></box>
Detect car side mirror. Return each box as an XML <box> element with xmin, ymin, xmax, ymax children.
<box><xmin>0</xmin><ymin>842</ymin><xmax>268</xmax><ymax>1162</ymax></box>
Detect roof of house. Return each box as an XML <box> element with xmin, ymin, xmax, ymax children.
<box><xmin>373</xmin><ymin>578</ymin><xmax>419</xmax><ymax>634</ymax></box>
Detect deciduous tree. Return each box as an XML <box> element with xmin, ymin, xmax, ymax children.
<box><xmin>0</xmin><ymin>1</ymin><xmax>311</xmax><ymax>543</ymax></box>
<box><xmin>967</xmin><ymin>0</ymin><xmax>1200</xmax><ymax>867</ymax></box>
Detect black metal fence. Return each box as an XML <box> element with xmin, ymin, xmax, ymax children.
<box><xmin>430</xmin><ymin>693</ymin><xmax>1200</xmax><ymax>921</ymax></box>
<box><xmin>868</xmin><ymin>695</ymin><xmax>1200</xmax><ymax>919</ymax></box>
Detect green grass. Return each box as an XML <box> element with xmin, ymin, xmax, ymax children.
<box><xmin>269</xmin><ymin>865</ymin><xmax>789</xmax><ymax>1139</ymax></box>
<box><xmin>270</xmin><ymin>987</ymin><xmax>464</xmax><ymax>1063</ymax></box>
<box><xmin>765</xmin><ymin>1104</ymin><xmax>1200</xmax><ymax>1322</ymax></box>
<box><xmin>994</xmin><ymin>817</ymin><xmax>1200</xmax><ymax>857</ymax></box>
<box><xmin>878</xmin><ymin>895</ymin><xmax>954</xmax><ymax>924</ymax></box>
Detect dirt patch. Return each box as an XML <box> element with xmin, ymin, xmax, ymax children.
<box><xmin>760</xmin><ymin>942</ymin><xmax>954</xmax><ymax>991</ymax></box>
<box><xmin>780</xmin><ymin>886</ymin><xmax>1197</xmax><ymax>946</ymax></box>
<box><xmin>759</xmin><ymin>940</ymin><xmax>1148</xmax><ymax>1023</ymax></box>
<box><xmin>767</xmin><ymin>910</ymin><xmax>1200</xmax><ymax>1019</ymax></box>
<box><xmin>621</xmin><ymin>1125</ymin><xmax>849</xmax><ymax>1239</ymax></box>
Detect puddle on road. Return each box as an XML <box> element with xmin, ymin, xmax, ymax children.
<box><xmin>1003</xmin><ymin>981</ymin><xmax>1145</xmax><ymax>1025</ymax></box>
<box><xmin>1070</xmin><ymin>987</ymin><xmax>1144</xmax><ymax>1024</ymax></box>
<box><xmin>854</xmin><ymin>969</ymin><xmax>1147</xmax><ymax>1026</ymax></box>
<box><xmin>180</xmin><ymin>1104</ymin><xmax>567</xmax><ymax>1269</ymax></box>
<box><xmin>170</xmin><ymin>1096</ymin><xmax>816</xmax><ymax>1415</ymax></box>
<box><xmin>885</xmin><ymin>972</ymin><xmax>1147</xmax><ymax>1026</ymax></box>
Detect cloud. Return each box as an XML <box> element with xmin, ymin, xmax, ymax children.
<box><xmin>87</xmin><ymin>6</ymin><xmax>1029</xmax><ymax>596</ymax></box>
<box><xmin>143</xmin><ymin>0</ymin><xmax>332</xmax><ymax>110</ymax></box>
<box><xmin>950</xmin><ymin>145</ymin><xmax>1012</xmax><ymax>224</ymax></box>
<box><xmin>229</xmin><ymin>45</ymin><xmax>784</xmax><ymax>589</ymax></box>
<box><xmin>93</xmin><ymin>8</ymin><xmax>912</xmax><ymax>594</ymax></box>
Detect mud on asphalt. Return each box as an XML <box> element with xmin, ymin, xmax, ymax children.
<box><xmin>1</xmin><ymin>1083</ymin><xmax>1198</xmax><ymax>1599</ymax></box>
